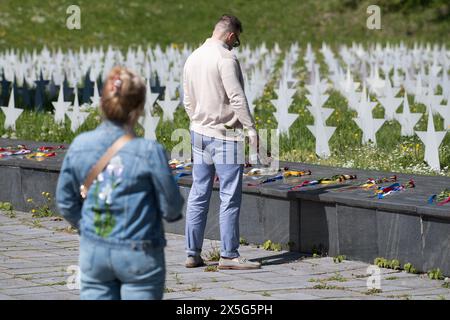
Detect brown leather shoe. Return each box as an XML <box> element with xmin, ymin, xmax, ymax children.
<box><xmin>185</xmin><ymin>255</ymin><xmax>205</xmax><ymax>268</ymax></box>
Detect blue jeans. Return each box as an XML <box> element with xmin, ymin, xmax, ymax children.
<box><xmin>79</xmin><ymin>237</ymin><xmax>165</xmax><ymax>300</ymax></box>
<box><xmin>185</xmin><ymin>131</ymin><xmax>244</xmax><ymax>259</ymax></box>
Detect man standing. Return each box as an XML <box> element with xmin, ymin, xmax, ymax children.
<box><xmin>182</xmin><ymin>14</ymin><xmax>261</xmax><ymax>270</ymax></box>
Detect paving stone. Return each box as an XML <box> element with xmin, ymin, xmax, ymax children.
<box><xmin>4</xmin><ymin>266</ymin><xmax>66</xmax><ymax>276</ymax></box>
<box><xmin>224</xmin><ymin>279</ymin><xmax>316</xmax><ymax>292</ymax></box>
<box><xmin>0</xmin><ymin>277</ymin><xmax>42</xmax><ymax>290</ymax></box>
<box><xmin>350</xmin><ymin>284</ymin><xmax>412</xmax><ymax>294</ymax></box>
<box><xmin>163</xmin><ymin>292</ymin><xmax>193</xmax><ymax>300</ymax></box>
<box><xmin>297</xmin><ymin>288</ymin><xmax>357</xmax><ymax>298</ymax></box>
<box><xmin>269</xmin><ymin>292</ymin><xmax>321</xmax><ymax>300</ymax></box>
<box><xmin>188</xmin><ymin>287</ymin><xmax>245</xmax><ymax>299</ymax></box>
<box><xmin>0</xmin><ymin>293</ymin><xmax>16</xmax><ymax>300</ymax></box>
<box><xmin>324</xmin><ymin>295</ymin><xmax>398</xmax><ymax>300</ymax></box>
<box><xmin>223</xmin><ymin>293</ymin><xmax>276</xmax><ymax>300</ymax></box>
<box><xmin>0</xmin><ymin>259</ymin><xmax>49</xmax><ymax>269</ymax></box>
<box><xmin>12</xmin><ymin>292</ymin><xmax>78</xmax><ymax>300</ymax></box>
<box><xmin>390</xmin><ymin>278</ymin><xmax>446</xmax><ymax>290</ymax></box>
<box><xmin>239</xmin><ymin>274</ymin><xmax>314</xmax><ymax>285</ymax></box>
<box><xmin>1</xmin><ymin>212</ymin><xmax>449</xmax><ymax>300</ymax></box>
<box><xmin>30</xmin><ymin>276</ymin><xmax>70</xmax><ymax>286</ymax></box>
<box><xmin>384</xmin><ymin>287</ymin><xmax>450</xmax><ymax>297</ymax></box>
<box><xmin>1</xmin><ymin>250</ymin><xmax>60</xmax><ymax>259</ymax></box>
<box><xmin>0</xmin><ymin>272</ymin><xmax>14</xmax><ymax>280</ymax></box>
<box><xmin>2</xmin><ymin>284</ymin><xmax>59</xmax><ymax>296</ymax></box>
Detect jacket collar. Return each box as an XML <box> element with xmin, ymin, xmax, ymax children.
<box><xmin>99</xmin><ymin>119</ymin><xmax>126</xmax><ymax>132</ymax></box>
<box><xmin>205</xmin><ymin>37</ymin><xmax>229</xmax><ymax>50</ymax></box>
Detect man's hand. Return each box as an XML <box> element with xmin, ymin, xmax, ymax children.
<box><xmin>249</xmin><ymin>133</ymin><xmax>259</xmax><ymax>150</ymax></box>
<box><xmin>247</xmin><ymin>132</ymin><xmax>272</xmax><ymax>166</ymax></box>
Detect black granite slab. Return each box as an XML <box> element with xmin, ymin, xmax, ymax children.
<box><xmin>177</xmin><ymin>160</ymin><xmax>450</xmax><ymax>219</ymax></box>
<box><xmin>2</xmin><ymin>138</ymin><xmax>449</xmax><ymax>218</ymax></box>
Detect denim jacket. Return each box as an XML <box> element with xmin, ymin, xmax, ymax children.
<box><xmin>56</xmin><ymin>120</ymin><xmax>184</xmax><ymax>249</ymax></box>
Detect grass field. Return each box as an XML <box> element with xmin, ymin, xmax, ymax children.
<box><xmin>0</xmin><ymin>0</ymin><xmax>449</xmax><ymax>50</ymax></box>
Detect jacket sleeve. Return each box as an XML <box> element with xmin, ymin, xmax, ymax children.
<box><xmin>56</xmin><ymin>151</ymin><xmax>82</xmax><ymax>230</ymax></box>
<box><xmin>149</xmin><ymin>143</ymin><xmax>184</xmax><ymax>222</ymax></box>
<box><xmin>218</xmin><ymin>57</ymin><xmax>257</xmax><ymax>136</ymax></box>
<box><xmin>182</xmin><ymin>62</ymin><xmax>195</xmax><ymax>120</ymax></box>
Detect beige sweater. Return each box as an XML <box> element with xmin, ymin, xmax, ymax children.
<box><xmin>183</xmin><ymin>38</ymin><xmax>257</xmax><ymax>141</ymax></box>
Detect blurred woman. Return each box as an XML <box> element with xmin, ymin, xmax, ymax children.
<box><xmin>56</xmin><ymin>66</ymin><xmax>183</xmax><ymax>300</ymax></box>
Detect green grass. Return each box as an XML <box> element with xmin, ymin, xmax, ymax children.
<box><xmin>203</xmin><ymin>241</ymin><xmax>221</xmax><ymax>262</ymax></box>
<box><xmin>309</xmin><ymin>273</ymin><xmax>348</xmax><ymax>283</ymax></box>
<box><xmin>0</xmin><ymin>0</ymin><xmax>448</xmax><ymax>50</ymax></box>
<box><xmin>0</xmin><ymin>201</ymin><xmax>15</xmax><ymax>218</ymax></box>
<box><xmin>187</xmin><ymin>283</ymin><xmax>201</xmax><ymax>292</ymax></box>
<box><xmin>313</xmin><ymin>283</ymin><xmax>347</xmax><ymax>290</ymax></box>
<box><xmin>365</xmin><ymin>288</ymin><xmax>383</xmax><ymax>295</ymax></box>
<box><xmin>204</xmin><ymin>265</ymin><xmax>218</xmax><ymax>272</ymax></box>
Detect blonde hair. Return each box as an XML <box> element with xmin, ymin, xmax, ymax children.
<box><xmin>100</xmin><ymin>66</ymin><xmax>146</xmax><ymax>124</ymax></box>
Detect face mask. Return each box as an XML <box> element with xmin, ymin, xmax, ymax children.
<box><xmin>232</xmin><ymin>34</ymin><xmax>240</xmax><ymax>48</ymax></box>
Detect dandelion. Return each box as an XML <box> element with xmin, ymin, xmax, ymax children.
<box><xmin>31</xmin><ymin>209</ymin><xmax>36</xmax><ymax>213</ymax></box>
<box><xmin>27</xmin><ymin>198</ymin><xmax>33</xmax><ymax>203</ymax></box>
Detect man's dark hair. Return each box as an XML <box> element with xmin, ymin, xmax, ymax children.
<box><xmin>215</xmin><ymin>14</ymin><xmax>243</xmax><ymax>34</ymax></box>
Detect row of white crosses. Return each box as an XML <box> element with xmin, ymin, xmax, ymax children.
<box><xmin>238</xmin><ymin>43</ymin><xmax>280</xmax><ymax>114</ymax></box>
<box><xmin>1</xmin><ymin>43</ymin><xmax>447</xmax><ymax>170</ymax></box>
<box><xmin>52</xmin><ymin>85</ymin><xmax>89</xmax><ymax>132</ymax></box>
<box><xmin>0</xmin><ymin>83</ymin><xmax>91</xmax><ymax>133</ymax></box>
<box><xmin>0</xmin><ymin>43</ymin><xmax>284</xmax><ymax>139</ymax></box>
<box><xmin>351</xmin><ymin>44</ymin><xmax>448</xmax><ymax>171</ymax></box>
<box><xmin>1</xmin><ymin>88</ymin><xmax>22</xmax><ymax>131</ymax></box>
<box><xmin>0</xmin><ymin>45</ymin><xmax>190</xmax><ymax>96</ymax></box>
<box><xmin>322</xmin><ymin>42</ymin><xmax>449</xmax><ymax>170</ymax></box>
<box><xmin>302</xmin><ymin>43</ymin><xmax>336</xmax><ymax>158</ymax></box>
<box><xmin>270</xmin><ymin>44</ymin><xmax>300</xmax><ymax>137</ymax></box>
<box><xmin>306</xmin><ymin>66</ymin><xmax>336</xmax><ymax>158</ymax></box>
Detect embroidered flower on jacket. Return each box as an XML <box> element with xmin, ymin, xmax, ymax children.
<box><xmin>106</xmin><ymin>156</ymin><xmax>124</xmax><ymax>177</ymax></box>
<box><xmin>99</xmin><ymin>183</ymin><xmax>114</xmax><ymax>205</ymax></box>
<box><xmin>95</xmin><ymin>155</ymin><xmax>124</xmax><ymax>205</ymax></box>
